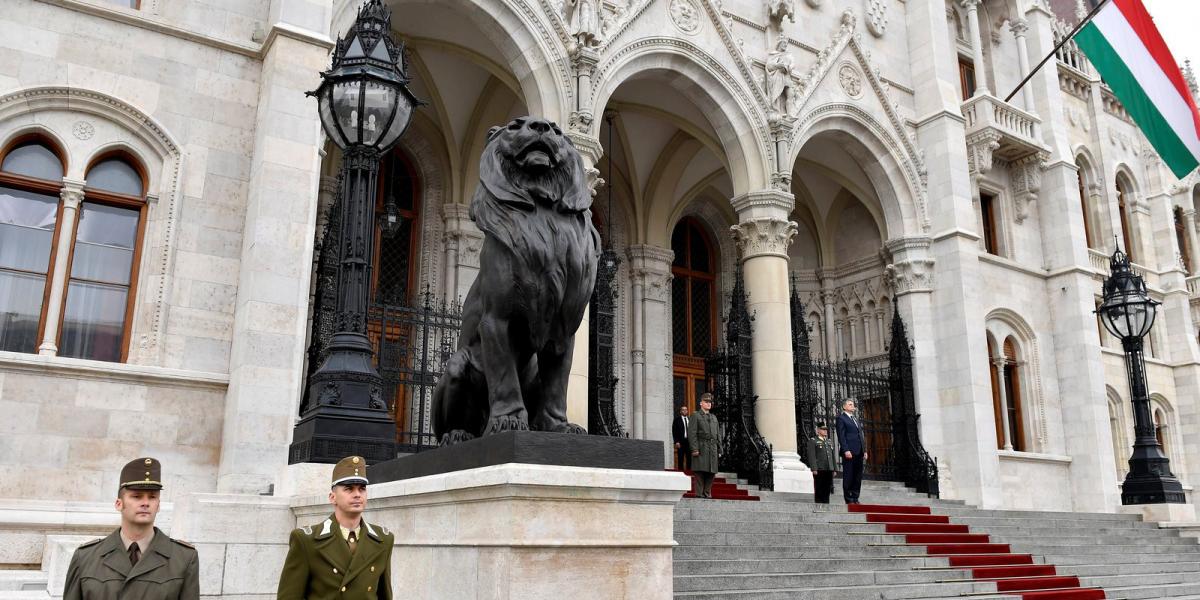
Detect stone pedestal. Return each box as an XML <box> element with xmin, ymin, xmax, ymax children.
<box><xmin>291</xmin><ymin>464</ymin><xmax>690</xmax><ymax>600</ymax></box>
<box><xmin>1120</xmin><ymin>502</ymin><xmax>1197</xmax><ymax>526</ymax></box>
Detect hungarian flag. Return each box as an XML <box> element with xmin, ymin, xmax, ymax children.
<box><xmin>1075</xmin><ymin>0</ymin><xmax>1200</xmax><ymax>178</ymax></box>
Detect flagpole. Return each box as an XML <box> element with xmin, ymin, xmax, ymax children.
<box><xmin>1003</xmin><ymin>0</ymin><xmax>1112</xmax><ymax>103</ymax></box>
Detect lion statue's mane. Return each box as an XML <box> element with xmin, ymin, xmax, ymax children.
<box><xmin>432</xmin><ymin>116</ymin><xmax>600</xmax><ymax>443</ymax></box>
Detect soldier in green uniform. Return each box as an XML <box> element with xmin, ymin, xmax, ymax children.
<box><xmin>807</xmin><ymin>421</ymin><xmax>837</xmax><ymax>503</ymax></box>
<box><xmin>63</xmin><ymin>457</ymin><xmax>200</xmax><ymax>600</ymax></box>
<box><xmin>687</xmin><ymin>393</ymin><xmax>722</xmax><ymax>498</ymax></box>
<box><xmin>277</xmin><ymin>456</ymin><xmax>394</xmax><ymax>599</ymax></box>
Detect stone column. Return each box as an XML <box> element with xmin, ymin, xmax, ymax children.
<box><xmin>961</xmin><ymin>0</ymin><xmax>990</xmax><ymax>96</ymax></box>
<box><xmin>442</xmin><ymin>203</ymin><xmax>483</xmax><ymax>303</ymax></box>
<box><xmin>730</xmin><ymin>190</ymin><xmax>811</xmax><ymax>493</ymax></box>
<box><xmin>628</xmin><ymin>245</ymin><xmax>674</xmax><ymax>454</ymax></box>
<box><xmin>875</xmin><ymin>312</ymin><xmax>885</xmax><ymax>353</ymax></box>
<box><xmin>1010</xmin><ymin>19</ymin><xmax>1034</xmax><ymax>110</ymax></box>
<box><xmin>848</xmin><ymin>318</ymin><xmax>858</xmax><ymax>358</ymax></box>
<box><xmin>628</xmin><ymin>271</ymin><xmax>646</xmax><ymax>438</ymax></box>
<box><xmin>38</xmin><ymin>179</ymin><xmax>85</xmax><ymax>356</ymax></box>
<box><xmin>218</xmin><ymin>0</ymin><xmax>334</xmax><ymax>494</ymax></box>
<box><xmin>1183</xmin><ymin>209</ymin><xmax>1200</xmax><ymax>274</ymax></box>
<box><xmin>991</xmin><ymin>357</ymin><xmax>1012</xmax><ymax>451</ymax></box>
<box><xmin>834</xmin><ymin>322</ymin><xmax>844</xmax><ymax>358</ymax></box>
<box><xmin>823</xmin><ymin>291</ymin><xmax>836</xmax><ymax>359</ymax></box>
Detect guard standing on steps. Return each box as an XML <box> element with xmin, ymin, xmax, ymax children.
<box><xmin>63</xmin><ymin>458</ymin><xmax>200</xmax><ymax>600</ymax></box>
<box><xmin>277</xmin><ymin>455</ymin><xmax>394</xmax><ymax>600</ymax></box>
<box><xmin>807</xmin><ymin>421</ymin><xmax>837</xmax><ymax>504</ymax></box>
<box><xmin>688</xmin><ymin>393</ymin><xmax>722</xmax><ymax>499</ymax></box>
<box><xmin>837</xmin><ymin>398</ymin><xmax>868</xmax><ymax>504</ymax></box>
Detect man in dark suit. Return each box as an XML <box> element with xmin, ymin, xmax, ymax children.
<box><xmin>672</xmin><ymin>404</ymin><xmax>691</xmax><ymax>471</ymax></box>
<box><xmin>836</xmin><ymin>398</ymin><xmax>868</xmax><ymax>504</ymax></box>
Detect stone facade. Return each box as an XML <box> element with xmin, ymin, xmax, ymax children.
<box><xmin>3</xmin><ymin>0</ymin><xmax>1200</xmax><ymax>592</ymax></box>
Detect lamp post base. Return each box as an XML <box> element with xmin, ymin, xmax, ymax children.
<box><xmin>1121</xmin><ymin>471</ymin><xmax>1186</xmax><ymax>505</ymax></box>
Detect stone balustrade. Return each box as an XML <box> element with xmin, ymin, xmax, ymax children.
<box><xmin>963</xmin><ymin>94</ymin><xmax>1046</xmax><ymax>167</ymax></box>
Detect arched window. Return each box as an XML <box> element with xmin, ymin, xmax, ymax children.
<box><xmin>0</xmin><ymin>140</ymin><xmax>63</xmax><ymax>353</ymax></box>
<box><xmin>987</xmin><ymin>337</ymin><xmax>1026</xmax><ymax>451</ymax></box>
<box><xmin>1076</xmin><ymin>163</ymin><xmax>1095</xmax><ymax>248</ymax></box>
<box><xmin>57</xmin><ymin>155</ymin><xmax>147</xmax><ymax>362</ymax></box>
<box><xmin>1116</xmin><ymin>176</ymin><xmax>1136</xmax><ymax>262</ymax></box>
<box><xmin>1174</xmin><ymin>206</ymin><xmax>1191</xmax><ymax>274</ymax></box>
<box><xmin>671</xmin><ymin>217</ymin><xmax>717</xmax><ymax>412</ymax></box>
<box><xmin>1154</xmin><ymin>408</ymin><xmax>1168</xmax><ymax>458</ymax></box>
<box><xmin>1108</xmin><ymin>392</ymin><xmax>1128</xmax><ymax>478</ymax></box>
<box><xmin>372</xmin><ymin>150</ymin><xmax>420</xmax><ymax>305</ymax></box>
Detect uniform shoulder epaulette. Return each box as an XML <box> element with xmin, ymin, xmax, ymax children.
<box><xmin>172</xmin><ymin>538</ymin><xmax>195</xmax><ymax>549</ymax></box>
<box><xmin>78</xmin><ymin>538</ymin><xmax>103</xmax><ymax>549</ymax></box>
<box><xmin>378</xmin><ymin>524</ymin><xmax>392</xmax><ymax>536</ymax></box>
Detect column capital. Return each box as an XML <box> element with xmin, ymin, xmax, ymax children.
<box><xmin>731</xmin><ymin>189</ymin><xmax>794</xmax><ymax>219</ymax></box>
<box><xmin>60</xmin><ymin>177</ymin><xmax>86</xmax><ymax>209</ymax></box>
<box><xmin>960</xmin><ymin>0</ymin><xmax>981</xmax><ymax>11</ymax></box>
<box><xmin>1009</xmin><ymin>18</ymin><xmax>1029</xmax><ymax>37</ymax></box>
<box><xmin>731</xmin><ymin>217</ymin><xmax>798</xmax><ymax>260</ymax></box>
<box><xmin>565</xmin><ymin>132</ymin><xmax>604</xmax><ymax>165</ymax></box>
<box><xmin>627</xmin><ymin>244</ymin><xmax>673</xmax><ymax>302</ymax></box>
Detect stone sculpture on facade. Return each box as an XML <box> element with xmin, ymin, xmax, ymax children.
<box><xmin>565</xmin><ymin>0</ymin><xmax>602</xmax><ymax>47</ymax></box>
<box><xmin>765</xmin><ymin>37</ymin><xmax>798</xmax><ymax>117</ymax></box>
<box><xmin>767</xmin><ymin>0</ymin><xmax>796</xmax><ymax>28</ymax></box>
<box><xmin>433</xmin><ymin>116</ymin><xmax>599</xmax><ymax>444</ymax></box>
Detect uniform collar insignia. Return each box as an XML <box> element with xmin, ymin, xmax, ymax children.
<box><xmin>317</xmin><ymin>518</ymin><xmax>333</xmax><ymax>538</ymax></box>
<box><xmin>363</xmin><ymin>520</ymin><xmax>380</xmax><ymax>541</ymax></box>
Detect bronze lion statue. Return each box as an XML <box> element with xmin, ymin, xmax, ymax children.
<box><xmin>432</xmin><ymin>116</ymin><xmax>599</xmax><ymax>444</ymax></box>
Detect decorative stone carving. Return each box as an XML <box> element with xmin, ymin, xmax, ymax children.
<box><xmin>731</xmin><ymin>217</ymin><xmax>798</xmax><ymax>259</ymax></box>
<box><xmin>765</xmin><ymin>38</ymin><xmax>798</xmax><ymax>117</ymax></box>
<box><xmin>865</xmin><ymin>0</ymin><xmax>888</xmax><ymax>37</ymax></box>
<box><xmin>884</xmin><ymin>258</ymin><xmax>936</xmax><ymax>295</ymax></box>
<box><xmin>1009</xmin><ymin>152</ymin><xmax>1048</xmax><ymax>223</ymax></box>
<box><xmin>1008</xmin><ymin>17</ymin><xmax>1028</xmax><ymax>38</ymax></box>
<box><xmin>669</xmin><ymin>0</ymin><xmax>702</xmax><ymax>34</ymax></box>
<box><xmin>838</xmin><ymin>63</ymin><xmax>863</xmax><ymax>98</ymax></box>
<box><xmin>72</xmin><ymin>120</ymin><xmax>95</xmax><ymax>140</ymax></box>
<box><xmin>767</xmin><ymin>0</ymin><xmax>795</xmax><ymax>29</ymax></box>
<box><xmin>564</xmin><ymin>0</ymin><xmax>602</xmax><ymax>48</ymax></box>
<box><xmin>966</xmin><ymin>130</ymin><xmax>1001</xmax><ymax>175</ymax></box>
<box><xmin>805</xmin><ymin>0</ymin><xmax>823</xmax><ymax>6</ymax></box>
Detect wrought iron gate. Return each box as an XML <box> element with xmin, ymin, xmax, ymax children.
<box><xmin>704</xmin><ymin>267</ymin><xmax>774</xmax><ymax>490</ymax></box>
<box><xmin>792</xmin><ymin>285</ymin><xmax>939</xmax><ymax>495</ymax></box>
<box><xmin>588</xmin><ymin>248</ymin><xmax>627</xmax><ymax>437</ymax></box>
<box><xmin>304</xmin><ymin>191</ymin><xmax>461</xmax><ymax>455</ymax></box>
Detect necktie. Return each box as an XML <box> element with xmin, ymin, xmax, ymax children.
<box><xmin>683</xmin><ymin>416</ymin><xmax>688</xmax><ymax>436</ymax></box>
<box><xmin>347</xmin><ymin>530</ymin><xmax>357</xmax><ymax>555</ymax></box>
<box><xmin>128</xmin><ymin>542</ymin><xmax>140</xmax><ymax>566</ymax></box>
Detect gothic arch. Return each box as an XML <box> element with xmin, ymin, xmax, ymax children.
<box><xmin>357</xmin><ymin>0</ymin><xmax>571</xmax><ymax>120</ymax></box>
<box><xmin>791</xmin><ymin>105</ymin><xmax>927</xmax><ymax>236</ymax></box>
<box><xmin>1107</xmin><ymin>386</ymin><xmax>1129</xmax><ymax>478</ymax></box>
<box><xmin>591</xmin><ymin>41</ymin><xmax>772</xmax><ymax>193</ymax></box>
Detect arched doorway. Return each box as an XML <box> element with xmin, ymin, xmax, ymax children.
<box><xmin>671</xmin><ymin>217</ymin><xmax>718</xmax><ymax>414</ymax></box>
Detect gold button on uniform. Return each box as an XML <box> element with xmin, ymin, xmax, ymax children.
<box><xmin>367</xmin><ymin>586</ymin><xmax>373</xmax><ymax>591</ymax></box>
<box><xmin>370</xmin><ymin>566</ymin><xmax>375</xmax><ymax>572</ymax></box>
<box><xmin>341</xmin><ymin>586</ymin><xmax>346</xmax><ymax>592</ymax></box>
<box><xmin>332</xmin><ymin>568</ymin><xmax>338</xmax><ymax>574</ymax></box>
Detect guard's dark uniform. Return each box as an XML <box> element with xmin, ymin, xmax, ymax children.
<box><xmin>277</xmin><ymin>456</ymin><xmax>394</xmax><ymax>599</ymax></box>
<box><xmin>807</xmin><ymin>425</ymin><xmax>837</xmax><ymax>504</ymax></box>
<box><xmin>63</xmin><ymin>457</ymin><xmax>199</xmax><ymax>600</ymax></box>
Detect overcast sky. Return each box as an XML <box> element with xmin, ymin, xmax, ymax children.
<box><xmin>1143</xmin><ymin>0</ymin><xmax>1200</xmax><ymax>73</ymax></box>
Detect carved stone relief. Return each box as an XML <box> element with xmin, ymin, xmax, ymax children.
<box><xmin>669</xmin><ymin>0</ymin><xmax>702</xmax><ymax>34</ymax></box>
<box><xmin>865</xmin><ymin>0</ymin><xmax>888</xmax><ymax>37</ymax></box>
<box><xmin>838</xmin><ymin>63</ymin><xmax>863</xmax><ymax>99</ymax></box>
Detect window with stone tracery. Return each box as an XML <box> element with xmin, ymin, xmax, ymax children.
<box><xmin>0</xmin><ymin>138</ymin><xmax>147</xmax><ymax>362</ymax></box>
<box><xmin>671</xmin><ymin>217</ymin><xmax>717</xmax><ymax>412</ymax></box>
<box><xmin>1116</xmin><ymin>175</ymin><xmax>1136</xmax><ymax>263</ymax></box>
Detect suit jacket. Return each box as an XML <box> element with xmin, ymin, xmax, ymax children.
<box><xmin>63</xmin><ymin>527</ymin><xmax>199</xmax><ymax>600</ymax></box>
<box><xmin>277</xmin><ymin>514</ymin><xmax>394</xmax><ymax>600</ymax></box>
<box><xmin>671</xmin><ymin>415</ymin><xmax>691</xmax><ymax>448</ymax></box>
<box><xmin>836</xmin><ymin>412</ymin><xmax>865</xmax><ymax>456</ymax></box>
<box><xmin>686</xmin><ymin>411</ymin><xmax>721</xmax><ymax>473</ymax></box>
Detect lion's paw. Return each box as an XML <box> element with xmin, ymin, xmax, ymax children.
<box><xmin>484</xmin><ymin>414</ymin><xmax>530</xmax><ymax>436</ymax></box>
<box><xmin>439</xmin><ymin>430</ymin><xmax>476</xmax><ymax>446</ymax></box>
<box><xmin>564</xmin><ymin>422</ymin><xmax>587</xmax><ymax>435</ymax></box>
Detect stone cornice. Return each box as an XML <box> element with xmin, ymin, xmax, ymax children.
<box><xmin>627</xmin><ymin>244</ymin><xmax>675</xmax><ymax>270</ymax></box>
<box><xmin>0</xmin><ymin>351</ymin><xmax>228</xmax><ymax>389</ymax></box>
<box><xmin>730</xmin><ymin>189</ymin><xmax>794</xmax><ymax>215</ymax></box>
<box><xmin>35</xmin><ymin>0</ymin><xmax>264</xmax><ymax>57</ymax></box>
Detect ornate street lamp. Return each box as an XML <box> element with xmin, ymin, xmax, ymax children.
<box><xmin>290</xmin><ymin>0</ymin><xmax>422</xmax><ymax>464</ymax></box>
<box><xmin>1096</xmin><ymin>248</ymin><xmax>1185</xmax><ymax>504</ymax></box>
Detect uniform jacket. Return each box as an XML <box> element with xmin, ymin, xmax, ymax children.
<box><xmin>807</xmin><ymin>436</ymin><xmax>837</xmax><ymax>472</ymax></box>
<box><xmin>63</xmin><ymin>527</ymin><xmax>199</xmax><ymax>600</ymax></box>
<box><xmin>686</xmin><ymin>410</ymin><xmax>721</xmax><ymax>474</ymax></box>
<box><xmin>671</xmin><ymin>414</ymin><xmax>690</xmax><ymax>450</ymax></box>
<box><xmin>277</xmin><ymin>514</ymin><xmax>394</xmax><ymax>600</ymax></box>
<box><xmin>836</xmin><ymin>412</ymin><xmax>865</xmax><ymax>456</ymax></box>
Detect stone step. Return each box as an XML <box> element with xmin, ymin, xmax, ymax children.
<box><xmin>1042</xmin><ymin>551</ymin><xmax>1200</xmax><ymax>565</ymax></box>
<box><xmin>673</xmin><ymin>556</ymin><xmax>952</xmax><ymax>575</ymax></box>
<box><xmin>673</xmin><ymin>543</ymin><xmax>931</xmax><ymax>560</ymax></box>
<box><xmin>674</xmin><ymin>566</ymin><xmax>976</xmax><ymax>592</ymax></box>
<box><xmin>0</xmin><ymin>572</ymin><xmax>46</xmax><ymax>593</ymax></box>
<box><xmin>1103</xmin><ymin>581</ymin><xmax>1200</xmax><ymax>599</ymax></box>
<box><xmin>672</xmin><ymin>579</ymin><xmax>998</xmax><ymax>599</ymax></box>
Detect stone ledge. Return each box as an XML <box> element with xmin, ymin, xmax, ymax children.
<box><xmin>996</xmin><ymin>450</ymin><xmax>1072</xmax><ymax>464</ymax></box>
<box><xmin>0</xmin><ymin>352</ymin><xmax>228</xmax><ymax>389</ymax></box>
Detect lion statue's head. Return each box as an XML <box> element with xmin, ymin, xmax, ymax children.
<box><xmin>477</xmin><ymin>116</ymin><xmax>591</xmax><ymax>212</ymax></box>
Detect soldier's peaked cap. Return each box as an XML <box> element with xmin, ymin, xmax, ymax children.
<box><xmin>332</xmin><ymin>456</ymin><xmax>369</xmax><ymax>486</ymax></box>
<box><xmin>120</xmin><ymin>457</ymin><xmax>163</xmax><ymax>491</ymax></box>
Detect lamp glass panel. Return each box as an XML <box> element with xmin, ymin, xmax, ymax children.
<box><xmin>317</xmin><ymin>87</ymin><xmax>344</xmax><ymax>148</ymax></box>
<box><xmin>1128</xmin><ymin>302</ymin><xmax>1148</xmax><ymax>338</ymax></box>
<box><xmin>360</xmin><ymin>81</ymin><xmax>396</xmax><ymax>148</ymax></box>
<box><xmin>331</xmin><ymin>80</ymin><xmax>363</xmax><ymax>146</ymax></box>
<box><xmin>376</xmin><ymin>93</ymin><xmax>413</xmax><ymax>151</ymax></box>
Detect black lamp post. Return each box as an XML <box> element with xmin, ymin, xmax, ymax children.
<box><xmin>1096</xmin><ymin>248</ymin><xmax>1185</xmax><ymax>504</ymax></box>
<box><xmin>289</xmin><ymin>0</ymin><xmax>422</xmax><ymax>464</ymax></box>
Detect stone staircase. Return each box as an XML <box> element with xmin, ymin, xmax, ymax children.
<box><xmin>674</xmin><ymin>478</ymin><xmax>1200</xmax><ymax>599</ymax></box>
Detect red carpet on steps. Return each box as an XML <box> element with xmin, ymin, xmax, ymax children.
<box><xmin>668</xmin><ymin>470</ymin><xmax>760</xmax><ymax>501</ymax></box>
<box><xmin>847</xmin><ymin>503</ymin><xmax>1108</xmax><ymax>599</ymax></box>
